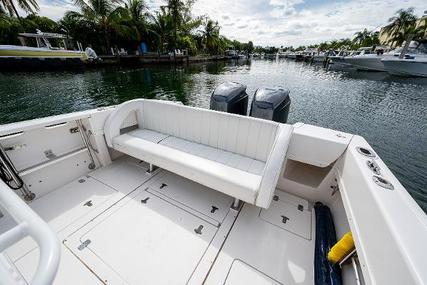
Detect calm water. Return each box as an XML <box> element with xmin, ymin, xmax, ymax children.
<box><xmin>1</xmin><ymin>59</ymin><xmax>426</xmax><ymax>212</ymax></box>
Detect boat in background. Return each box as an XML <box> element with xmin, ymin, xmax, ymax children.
<box><xmin>343</xmin><ymin>46</ymin><xmax>393</xmax><ymax>71</ymax></box>
<box><xmin>287</xmin><ymin>52</ymin><xmax>297</xmax><ymax>59</ymax></box>
<box><xmin>264</xmin><ymin>53</ymin><xmax>277</xmax><ymax>59</ymax></box>
<box><xmin>328</xmin><ymin>50</ymin><xmax>354</xmax><ymax>70</ymax></box>
<box><xmin>287</xmin><ymin>52</ymin><xmax>303</xmax><ymax>61</ymax></box>
<box><xmin>0</xmin><ymin>30</ymin><xmax>88</xmax><ymax>71</ymax></box>
<box><xmin>312</xmin><ymin>50</ymin><xmax>329</xmax><ymax>63</ymax></box>
<box><xmin>225</xmin><ymin>49</ymin><xmax>239</xmax><ymax>59</ymax></box>
<box><xmin>381</xmin><ymin>40</ymin><xmax>427</xmax><ymax>77</ymax></box>
<box><xmin>277</xmin><ymin>48</ymin><xmax>289</xmax><ymax>58</ymax></box>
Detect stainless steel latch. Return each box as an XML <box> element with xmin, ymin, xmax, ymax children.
<box><xmin>78</xmin><ymin>239</ymin><xmax>91</xmax><ymax>250</ymax></box>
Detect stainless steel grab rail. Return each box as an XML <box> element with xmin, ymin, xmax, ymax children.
<box><xmin>0</xmin><ymin>180</ymin><xmax>60</xmax><ymax>285</ymax></box>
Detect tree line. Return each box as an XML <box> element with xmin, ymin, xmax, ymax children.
<box><xmin>0</xmin><ymin>0</ymin><xmax>254</xmax><ymax>55</ymax></box>
<box><xmin>272</xmin><ymin>8</ymin><xmax>427</xmax><ymax>53</ymax></box>
<box><xmin>1</xmin><ymin>2</ymin><xmax>425</xmax><ymax>55</ymax></box>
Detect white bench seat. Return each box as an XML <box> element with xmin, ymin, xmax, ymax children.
<box><xmin>113</xmin><ymin>133</ymin><xmax>261</xmax><ymax>203</ymax></box>
<box><xmin>104</xmin><ymin>99</ymin><xmax>293</xmax><ymax>208</ymax></box>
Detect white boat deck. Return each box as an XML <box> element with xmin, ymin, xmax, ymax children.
<box><xmin>0</xmin><ymin>156</ymin><xmax>314</xmax><ymax>285</ymax></box>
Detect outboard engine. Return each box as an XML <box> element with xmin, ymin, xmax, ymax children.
<box><xmin>210</xmin><ymin>82</ymin><xmax>248</xmax><ymax>115</ymax></box>
<box><xmin>249</xmin><ymin>87</ymin><xmax>291</xmax><ymax>123</ymax></box>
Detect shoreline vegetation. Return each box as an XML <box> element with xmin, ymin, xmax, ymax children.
<box><xmin>0</xmin><ymin>0</ymin><xmax>426</xmax><ymax>57</ymax></box>
<box><xmin>0</xmin><ymin>0</ymin><xmax>256</xmax><ymax>57</ymax></box>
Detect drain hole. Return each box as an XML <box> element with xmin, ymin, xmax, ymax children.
<box><xmin>356</xmin><ymin>146</ymin><xmax>375</xmax><ymax>158</ymax></box>
<box><xmin>372</xmin><ymin>175</ymin><xmax>394</xmax><ymax>190</ymax></box>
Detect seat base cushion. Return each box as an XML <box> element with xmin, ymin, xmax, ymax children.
<box><xmin>113</xmin><ymin>132</ymin><xmax>262</xmax><ymax>204</ymax></box>
<box><xmin>127</xmin><ymin>129</ymin><xmax>169</xmax><ymax>144</ymax></box>
<box><xmin>159</xmin><ymin>136</ymin><xmax>265</xmax><ymax>176</ymax></box>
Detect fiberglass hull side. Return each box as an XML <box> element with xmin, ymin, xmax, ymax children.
<box><xmin>382</xmin><ymin>58</ymin><xmax>427</xmax><ymax>77</ymax></box>
<box><xmin>343</xmin><ymin>55</ymin><xmax>386</xmax><ymax>71</ymax></box>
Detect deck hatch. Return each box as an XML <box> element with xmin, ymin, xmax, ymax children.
<box><xmin>148</xmin><ymin>172</ymin><xmax>234</xmax><ymax>225</ymax></box>
<box><xmin>259</xmin><ymin>195</ymin><xmax>312</xmax><ymax>240</ymax></box>
<box><xmin>64</xmin><ymin>190</ymin><xmax>217</xmax><ymax>285</ymax></box>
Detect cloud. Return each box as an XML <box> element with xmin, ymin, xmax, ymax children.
<box><xmin>269</xmin><ymin>0</ymin><xmax>304</xmax><ymax>18</ymax></box>
<box><xmin>275</xmin><ymin>30</ymin><xmax>302</xmax><ymax>36</ymax></box>
<box><xmin>196</xmin><ymin>0</ymin><xmax>425</xmax><ymax>46</ymax></box>
<box><xmin>33</xmin><ymin>0</ymin><xmax>426</xmax><ymax>46</ymax></box>
<box><xmin>38</xmin><ymin>0</ymin><xmax>76</xmax><ymax>20</ymax></box>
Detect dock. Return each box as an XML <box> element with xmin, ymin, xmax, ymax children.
<box><xmin>91</xmin><ymin>54</ymin><xmax>231</xmax><ymax>68</ymax></box>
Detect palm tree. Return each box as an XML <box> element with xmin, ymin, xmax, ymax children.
<box><xmin>384</xmin><ymin>8</ymin><xmax>417</xmax><ymax>34</ymax></box>
<box><xmin>353</xmin><ymin>28</ymin><xmax>370</xmax><ymax>45</ymax></box>
<box><xmin>150</xmin><ymin>9</ymin><xmax>173</xmax><ymax>53</ymax></box>
<box><xmin>124</xmin><ymin>0</ymin><xmax>149</xmax><ymax>41</ymax></box>
<box><xmin>384</xmin><ymin>8</ymin><xmax>418</xmax><ymax>46</ymax></box>
<box><xmin>201</xmin><ymin>19</ymin><xmax>220</xmax><ymax>54</ymax></box>
<box><xmin>164</xmin><ymin>0</ymin><xmax>185</xmax><ymax>50</ymax></box>
<box><xmin>388</xmin><ymin>22</ymin><xmax>427</xmax><ymax>47</ymax></box>
<box><xmin>0</xmin><ymin>0</ymin><xmax>39</xmax><ymax>20</ymax></box>
<box><xmin>71</xmin><ymin>0</ymin><xmax>130</xmax><ymax>52</ymax></box>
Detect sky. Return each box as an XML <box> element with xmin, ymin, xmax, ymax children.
<box><xmin>34</xmin><ymin>0</ymin><xmax>426</xmax><ymax>47</ymax></box>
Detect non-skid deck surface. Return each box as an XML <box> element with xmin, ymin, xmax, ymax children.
<box><xmin>0</xmin><ymin>156</ymin><xmax>314</xmax><ymax>285</ymax></box>
<box><xmin>0</xmin><ymin>157</ymin><xmax>155</xmax><ymax>285</ymax></box>
<box><xmin>205</xmin><ymin>200</ymin><xmax>315</xmax><ymax>285</ymax></box>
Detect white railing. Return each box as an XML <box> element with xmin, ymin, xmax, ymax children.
<box><xmin>0</xmin><ymin>180</ymin><xmax>60</xmax><ymax>285</ymax></box>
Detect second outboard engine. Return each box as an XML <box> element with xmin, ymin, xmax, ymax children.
<box><xmin>249</xmin><ymin>87</ymin><xmax>291</xmax><ymax>123</ymax></box>
<box><xmin>210</xmin><ymin>82</ymin><xmax>248</xmax><ymax>115</ymax></box>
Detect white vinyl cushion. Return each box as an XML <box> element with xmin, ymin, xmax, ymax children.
<box><xmin>104</xmin><ymin>99</ymin><xmax>293</xmax><ymax>208</ymax></box>
<box><xmin>127</xmin><ymin>129</ymin><xmax>169</xmax><ymax>144</ymax></box>
<box><xmin>159</xmin><ymin>136</ymin><xmax>266</xmax><ymax>175</ymax></box>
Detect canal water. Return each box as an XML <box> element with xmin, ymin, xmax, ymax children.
<box><xmin>0</xmin><ymin>59</ymin><xmax>426</xmax><ymax>212</ymax></box>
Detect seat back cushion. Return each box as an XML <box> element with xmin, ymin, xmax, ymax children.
<box><xmin>139</xmin><ymin>100</ymin><xmax>279</xmax><ymax>162</ymax></box>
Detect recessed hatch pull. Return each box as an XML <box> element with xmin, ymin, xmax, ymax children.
<box><xmin>298</xmin><ymin>204</ymin><xmax>304</xmax><ymax>211</ymax></box>
<box><xmin>281</xmin><ymin>215</ymin><xmax>289</xmax><ymax>224</ymax></box>
<box><xmin>159</xmin><ymin>183</ymin><xmax>167</xmax><ymax>189</ymax></box>
<box><xmin>210</xmin><ymin>206</ymin><xmax>218</xmax><ymax>213</ymax></box>
<box><xmin>83</xmin><ymin>200</ymin><xmax>93</xmax><ymax>207</ymax></box>
<box><xmin>78</xmin><ymin>239</ymin><xmax>91</xmax><ymax>250</ymax></box>
<box><xmin>141</xmin><ymin>197</ymin><xmax>150</xmax><ymax>204</ymax></box>
<box><xmin>194</xmin><ymin>225</ymin><xmax>203</xmax><ymax>235</ymax></box>
<box><xmin>69</xmin><ymin>127</ymin><xmax>79</xmax><ymax>133</ymax></box>
<box><xmin>44</xmin><ymin>149</ymin><xmax>57</xmax><ymax>159</ymax></box>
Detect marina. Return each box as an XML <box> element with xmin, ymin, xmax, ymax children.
<box><xmin>1</xmin><ymin>1</ymin><xmax>427</xmax><ymax>285</ymax></box>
